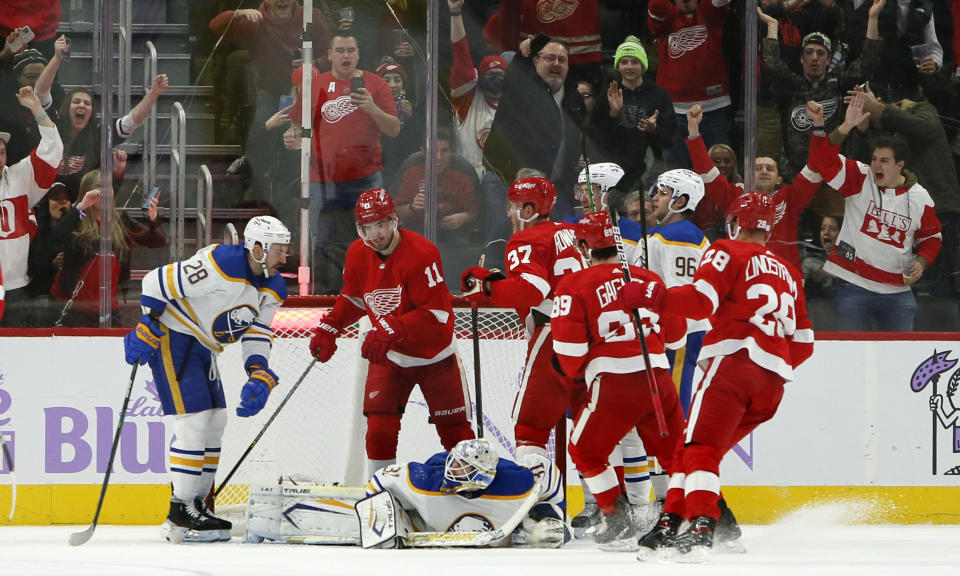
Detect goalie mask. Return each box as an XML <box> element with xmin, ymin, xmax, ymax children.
<box><xmin>577</xmin><ymin>162</ymin><xmax>624</xmax><ymax>209</ymax></box>
<box><xmin>655</xmin><ymin>169</ymin><xmax>705</xmax><ymax>222</ymax></box>
<box><xmin>355</xmin><ymin>188</ymin><xmax>399</xmax><ymax>251</ymax></box>
<box><xmin>726</xmin><ymin>191</ymin><xmax>774</xmax><ymax>240</ymax></box>
<box><xmin>243</xmin><ymin>216</ymin><xmax>291</xmax><ymax>278</ymax></box>
<box><xmin>441</xmin><ymin>439</ymin><xmax>499</xmax><ymax>494</ymax></box>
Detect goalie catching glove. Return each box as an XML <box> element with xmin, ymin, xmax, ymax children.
<box><xmin>618</xmin><ymin>278</ymin><xmax>665</xmax><ymax>314</ymax></box>
<box><xmin>237</xmin><ymin>364</ymin><xmax>279</xmax><ymax>417</ymax></box>
<box><xmin>124</xmin><ymin>315</ymin><xmax>164</xmax><ymax>365</ymax></box>
<box><xmin>361</xmin><ymin>315</ymin><xmax>405</xmax><ymax>365</ymax></box>
<box><xmin>310</xmin><ymin>322</ymin><xmax>339</xmax><ymax>363</ymax></box>
<box><xmin>459</xmin><ymin>266</ymin><xmax>505</xmax><ymax>304</ymax></box>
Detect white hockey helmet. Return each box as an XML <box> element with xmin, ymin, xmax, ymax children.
<box><xmin>578</xmin><ymin>162</ymin><xmax>625</xmax><ymax>208</ymax></box>
<box><xmin>243</xmin><ymin>216</ymin><xmax>291</xmax><ymax>277</ymax></box>
<box><xmin>655</xmin><ymin>169</ymin><xmax>705</xmax><ymax>218</ymax></box>
<box><xmin>441</xmin><ymin>438</ymin><xmax>499</xmax><ymax>494</ymax></box>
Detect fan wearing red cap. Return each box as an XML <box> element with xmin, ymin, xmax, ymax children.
<box><xmin>449</xmin><ymin>0</ymin><xmax>507</xmax><ymax>174</ymax></box>
<box><xmin>309</xmin><ymin>187</ymin><xmax>475</xmax><ymax>475</ymax></box>
<box><xmin>550</xmin><ymin>210</ymin><xmax>685</xmax><ymax>546</ymax></box>
<box><xmin>618</xmin><ymin>191</ymin><xmax>813</xmax><ymax>559</ymax></box>
<box><xmin>375</xmin><ymin>58</ymin><xmax>413</xmax><ymax>122</ymax></box>
<box><xmin>460</xmin><ymin>175</ymin><xmax>588</xmax><ymax>461</ymax></box>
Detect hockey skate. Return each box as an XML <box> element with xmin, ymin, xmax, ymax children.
<box><xmin>665</xmin><ymin>515</ymin><xmax>715</xmax><ymax>563</ymax></box>
<box><xmin>629</xmin><ymin>501</ymin><xmax>660</xmax><ymax>535</ymax></box>
<box><xmin>571</xmin><ymin>502</ymin><xmax>601</xmax><ymax>538</ymax></box>
<box><xmin>715</xmin><ymin>497</ymin><xmax>746</xmax><ymax>553</ymax></box>
<box><xmin>593</xmin><ymin>496</ymin><xmax>637</xmax><ymax>551</ymax></box>
<box><xmin>635</xmin><ymin>512</ymin><xmax>681</xmax><ymax>560</ymax></box>
<box><xmin>160</xmin><ymin>498</ymin><xmax>232</xmax><ymax>543</ymax></box>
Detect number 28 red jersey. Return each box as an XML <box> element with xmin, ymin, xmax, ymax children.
<box><xmin>666</xmin><ymin>239</ymin><xmax>814</xmax><ymax>381</ymax></box>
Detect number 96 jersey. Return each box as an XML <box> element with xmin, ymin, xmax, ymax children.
<box><xmin>691</xmin><ymin>239</ymin><xmax>814</xmax><ymax>381</ymax></box>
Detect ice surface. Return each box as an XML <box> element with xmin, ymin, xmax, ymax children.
<box><xmin>2</xmin><ymin>511</ymin><xmax>958</xmax><ymax>576</ymax></box>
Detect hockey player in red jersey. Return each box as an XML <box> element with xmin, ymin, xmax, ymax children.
<box><xmin>309</xmin><ymin>188</ymin><xmax>475</xmax><ymax>475</ymax></box>
<box><xmin>551</xmin><ymin>211</ymin><xmax>686</xmax><ymax>548</ymax></box>
<box><xmin>460</xmin><ymin>176</ymin><xmax>587</xmax><ymax>459</ymax></box>
<box><xmin>621</xmin><ymin>192</ymin><xmax>814</xmax><ymax>561</ymax></box>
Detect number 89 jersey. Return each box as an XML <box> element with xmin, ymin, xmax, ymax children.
<box><xmin>692</xmin><ymin>239</ymin><xmax>813</xmax><ymax>381</ymax></box>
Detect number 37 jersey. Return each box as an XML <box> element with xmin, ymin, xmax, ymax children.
<box><xmin>690</xmin><ymin>239</ymin><xmax>814</xmax><ymax>381</ymax></box>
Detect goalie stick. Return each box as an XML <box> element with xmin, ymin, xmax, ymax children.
<box><xmin>1</xmin><ymin>430</ymin><xmax>14</xmax><ymax>521</ymax></box>
<box><xmin>69</xmin><ymin>365</ymin><xmax>139</xmax><ymax>546</ymax></box>
<box><xmin>213</xmin><ymin>359</ymin><xmax>318</xmax><ymax>500</ymax></box>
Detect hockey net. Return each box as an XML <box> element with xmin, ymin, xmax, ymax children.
<box><xmin>214</xmin><ymin>296</ymin><xmax>536</xmax><ymax>517</ymax></box>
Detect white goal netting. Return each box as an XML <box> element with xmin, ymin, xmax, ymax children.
<box><xmin>214</xmin><ymin>298</ymin><xmax>536</xmax><ymax>513</ymax></box>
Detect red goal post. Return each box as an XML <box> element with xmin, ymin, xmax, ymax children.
<box><xmin>214</xmin><ymin>296</ymin><xmax>538</xmax><ymax>514</ymax></box>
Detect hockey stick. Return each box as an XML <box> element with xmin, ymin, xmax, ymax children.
<box><xmin>402</xmin><ymin>475</ymin><xmax>543</xmax><ymax>547</ymax></box>
<box><xmin>472</xmin><ymin>255</ymin><xmax>486</xmax><ymax>439</ymax></box>
<box><xmin>69</xmin><ymin>364</ymin><xmax>139</xmax><ymax>546</ymax></box>
<box><xmin>609</xmin><ymin>207</ymin><xmax>669</xmax><ymax>437</ymax></box>
<box><xmin>213</xmin><ymin>358</ymin><xmax>318</xmax><ymax>501</ymax></box>
<box><xmin>0</xmin><ymin>431</ymin><xmax>15</xmax><ymax>521</ymax></box>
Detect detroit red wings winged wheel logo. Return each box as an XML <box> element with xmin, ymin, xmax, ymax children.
<box><xmin>364</xmin><ymin>286</ymin><xmax>403</xmax><ymax>317</ymax></box>
<box><xmin>537</xmin><ymin>0</ymin><xmax>578</xmax><ymax>23</ymax></box>
<box><xmin>321</xmin><ymin>95</ymin><xmax>357</xmax><ymax>124</ymax></box>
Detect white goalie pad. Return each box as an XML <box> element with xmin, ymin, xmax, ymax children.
<box><xmin>243</xmin><ymin>481</ymin><xmax>367</xmax><ymax>545</ymax></box>
<box><xmin>354</xmin><ymin>490</ymin><xmax>414</xmax><ymax>549</ymax></box>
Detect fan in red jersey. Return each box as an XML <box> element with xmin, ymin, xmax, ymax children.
<box><xmin>461</xmin><ymin>176</ymin><xmax>587</xmax><ymax>460</ymax></box>
<box><xmin>309</xmin><ymin>188</ymin><xmax>475</xmax><ymax>475</ymax></box>
<box><xmin>621</xmin><ymin>191</ymin><xmax>814</xmax><ymax>561</ymax></box>
<box><xmin>551</xmin><ymin>210</ymin><xmax>685</xmax><ymax>549</ymax></box>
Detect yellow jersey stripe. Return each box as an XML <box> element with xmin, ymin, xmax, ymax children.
<box><xmin>160</xmin><ymin>330</ymin><xmax>186</xmax><ymax>414</ymax></box>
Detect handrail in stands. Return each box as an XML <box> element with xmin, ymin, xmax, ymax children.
<box><xmin>195</xmin><ymin>165</ymin><xmax>213</xmax><ymax>249</ymax></box>
<box><xmin>142</xmin><ymin>41</ymin><xmax>158</xmax><ymax>196</ymax></box>
<box><xmin>169</xmin><ymin>102</ymin><xmax>186</xmax><ymax>260</ymax></box>
<box><xmin>117</xmin><ymin>0</ymin><xmax>132</xmax><ymax>114</ymax></box>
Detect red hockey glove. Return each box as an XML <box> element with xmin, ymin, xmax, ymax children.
<box><xmin>361</xmin><ymin>315</ymin><xmax>406</xmax><ymax>365</ymax></box>
<box><xmin>460</xmin><ymin>266</ymin><xmax>505</xmax><ymax>304</ymax></box>
<box><xmin>619</xmin><ymin>279</ymin><xmax>665</xmax><ymax>314</ymax></box>
<box><xmin>310</xmin><ymin>322</ymin><xmax>339</xmax><ymax>363</ymax></box>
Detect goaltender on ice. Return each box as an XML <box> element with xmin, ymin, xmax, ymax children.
<box><xmin>123</xmin><ymin>215</ymin><xmax>291</xmax><ymax>543</ymax></box>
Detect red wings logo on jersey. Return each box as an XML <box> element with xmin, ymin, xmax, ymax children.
<box><xmin>667</xmin><ymin>25</ymin><xmax>708</xmax><ymax>58</ymax></box>
<box><xmin>321</xmin><ymin>95</ymin><xmax>357</xmax><ymax>124</ymax></box>
<box><xmin>364</xmin><ymin>286</ymin><xmax>403</xmax><ymax>317</ymax></box>
<box><xmin>774</xmin><ymin>199</ymin><xmax>787</xmax><ymax>227</ymax></box>
<box><xmin>537</xmin><ymin>0</ymin><xmax>578</xmax><ymax>23</ymax></box>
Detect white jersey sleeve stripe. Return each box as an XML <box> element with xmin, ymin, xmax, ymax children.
<box><xmin>520</xmin><ymin>272</ymin><xmax>551</xmax><ymax>299</ymax></box>
<box><xmin>429</xmin><ymin>309</ymin><xmax>450</xmax><ymax>325</ymax></box>
<box><xmin>799</xmin><ymin>165</ymin><xmax>822</xmax><ymax>183</ymax></box>
<box><xmin>700</xmin><ymin>166</ymin><xmax>721</xmax><ymax>183</ymax></box>
<box><xmin>345</xmin><ymin>295</ymin><xmax>366</xmax><ymax>310</ymax></box>
<box><xmin>553</xmin><ymin>339</ymin><xmax>588</xmax><ymax>357</ymax></box>
<box><xmin>693</xmin><ymin>279</ymin><xmax>719</xmax><ymax>314</ymax></box>
<box><xmin>792</xmin><ymin>328</ymin><xmax>814</xmax><ymax>343</ymax></box>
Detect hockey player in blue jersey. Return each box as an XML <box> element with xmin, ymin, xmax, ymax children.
<box><xmin>646</xmin><ymin>169</ymin><xmax>710</xmax><ymax>416</ymax></box>
<box><xmin>123</xmin><ymin>216</ymin><xmax>291</xmax><ymax>543</ymax></box>
<box><xmin>568</xmin><ymin>162</ymin><xmax>646</xmax><ymax>266</ymax></box>
<box><xmin>361</xmin><ymin>438</ymin><xmax>569</xmax><ymax>548</ymax></box>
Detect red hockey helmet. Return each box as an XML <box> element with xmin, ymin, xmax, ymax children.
<box><xmin>355</xmin><ymin>188</ymin><xmax>396</xmax><ymax>225</ymax></box>
<box><xmin>726</xmin><ymin>191</ymin><xmax>774</xmax><ymax>239</ymax></box>
<box><xmin>508</xmin><ymin>177</ymin><xmax>557</xmax><ymax>217</ymax></box>
<box><xmin>575</xmin><ymin>211</ymin><xmax>617</xmax><ymax>250</ymax></box>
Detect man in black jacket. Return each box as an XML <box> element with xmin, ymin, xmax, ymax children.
<box><xmin>481</xmin><ymin>34</ymin><xmax>586</xmax><ymax>242</ymax></box>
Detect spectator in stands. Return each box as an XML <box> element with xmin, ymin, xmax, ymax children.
<box><xmin>808</xmin><ymin>95</ymin><xmax>942</xmax><ymax>331</ymax></box>
<box><xmin>52</xmin><ymin>74</ymin><xmax>169</xmax><ymax>201</ymax></box>
<box><xmin>0</xmin><ymin>86</ymin><xmax>62</xmax><ymax>327</ymax></box>
<box><xmin>647</xmin><ymin>0</ymin><xmax>733</xmax><ymax>168</ymax></box>
<box><xmin>842</xmin><ymin>0</ymin><xmax>944</xmax><ymax>104</ymax></box>
<box><xmin>482</xmin><ymin>34</ymin><xmax>586</xmax><ymax>235</ymax></box>
<box><xmin>209</xmin><ymin>0</ymin><xmax>331</xmax><ymax>191</ymax></box>
<box><xmin>758</xmin><ymin>0</ymin><xmax>883</xmax><ymax>179</ymax></box>
<box><xmin>449</xmin><ymin>0</ymin><xmax>506</xmax><ymax>177</ymax></box>
<box><xmin>51</xmin><ymin>169</ymin><xmax>165</xmax><ymax>327</ymax></box>
<box><xmin>284</xmin><ymin>31</ymin><xmax>400</xmax><ymax>294</ymax></box>
<box><xmin>483</xmin><ymin>0</ymin><xmax>602</xmax><ymax>84</ymax></box>
<box><xmin>0</xmin><ymin>46</ymin><xmax>62</xmax><ymax>164</ymax></box>
<box><xmin>802</xmin><ymin>214</ymin><xmax>842</xmax><ymax>300</ymax></box>
<box><xmin>593</xmin><ymin>36</ymin><xmax>676</xmax><ymax>195</ymax></box>
<box><xmin>26</xmin><ymin>182</ymin><xmax>69</xmax><ymax>323</ymax></box>
<box><xmin>686</xmin><ymin>103</ymin><xmax>824</xmax><ymax>270</ymax></box>
<box><xmin>0</xmin><ymin>1</ymin><xmax>61</xmax><ymax>61</ymax></box>
<box><xmin>842</xmin><ymin>84</ymin><xmax>960</xmax><ymax>299</ymax></box>
<box><xmin>394</xmin><ymin>126</ymin><xmax>477</xmax><ymax>243</ymax></box>
<box><xmin>376</xmin><ymin>57</ymin><xmax>420</xmax><ymax>182</ymax></box>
